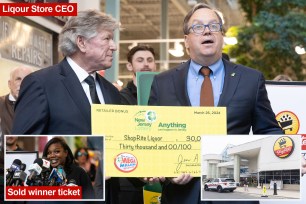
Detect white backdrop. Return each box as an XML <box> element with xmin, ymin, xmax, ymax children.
<box><xmin>266</xmin><ymin>81</ymin><xmax>306</xmax><ymax>134</ymax></box>
<box><xmin>261</xmin><ymin>81</ymin><xmax>306</xmax><ymax>204</ymax></box>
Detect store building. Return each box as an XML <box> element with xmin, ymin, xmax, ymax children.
<box><xmin>202</xmin><ymin>136</ymin><xmax>300</xmax><ymax>190</ymax></box>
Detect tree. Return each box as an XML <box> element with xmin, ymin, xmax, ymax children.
<box><xmin>226</xmin><ymin>0</ymin><xmax>306</xmax><ymax>80</ymax></box>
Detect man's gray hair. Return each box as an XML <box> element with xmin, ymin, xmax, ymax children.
<box><xmin>59</xmin><ymin>9</ymin><xmax>120</xmax><ymax>56</ymax></box>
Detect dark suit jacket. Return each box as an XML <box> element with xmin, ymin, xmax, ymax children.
<box><xmin>0</xmin><ymin>94</ymin><xmax>14</xmax><ymax>136</ymax></box>
<box><xmin>149</xmin><ymin>59</ymin><xmax>283</xmax><ymax>204</ymax></box>
<box><xmin>11</xmin><ymin>58</ymin><xmax>121</xmax><ymax>204</ymax></box>
<box><xmin>149</xmin><ymin>59</ymin><xmax>282</xmax><ymax>134</ymax></box>
<box><xmin>12</xmin><ymin>58</ymin><xmax>121</xmax><ymax>134</ymax></box>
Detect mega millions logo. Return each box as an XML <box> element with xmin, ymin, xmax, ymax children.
<box><xmin>273</xmin><ymin>136</ymin><xmax>294</xmax><ymax>158</ymax></box>
<box><xmin>114</xmin><ymin>152</ymin><xmax>138</xmax><ymax>172</ymax></box>
<box><xmin>275</xmin><ymin>111</ymin><xmax>299</xmax><ymax>134</ymax></box>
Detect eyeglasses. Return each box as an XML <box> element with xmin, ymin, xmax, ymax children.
<box><xmin>188</xmin><ymin>23</ymin><xmax>222</xmax><ymax>34</ymax></box>
<box><xmin>77</xmin><ymin>152</ymin><xmax>88</xmax><ymax>157</ymax></box>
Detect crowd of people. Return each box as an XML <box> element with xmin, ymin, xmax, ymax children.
<box><xmin>0</xmin><ymin>2</ymin><xmax>301</xmax><ymax>204</ymax></box>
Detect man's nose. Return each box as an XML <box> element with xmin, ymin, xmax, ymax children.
<box><xmin>110</xmin><ymin>39</ymin><xmax>117</xmax><ymax>51</ymax></box>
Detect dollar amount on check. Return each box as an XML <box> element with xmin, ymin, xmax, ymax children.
<box><xmin>92</xmin><ymin>105</ymin><xmax>226</xmax><ymax>177</ymax></box>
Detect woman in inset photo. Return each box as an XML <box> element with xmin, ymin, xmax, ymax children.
<box><xmin>74</xmin><ymin>147</ymin><xmax>96</xmax><ymax>185</ymax></box>
<box><xmin>43</xmin><ymin>137</ymin><xmax>95</xmax><ymax>199</ymax></box>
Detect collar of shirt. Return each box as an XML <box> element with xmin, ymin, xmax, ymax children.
<box><xmin>8</xmin><ymin>94</ymin><xmax>16</xmax><ymax>102</ymax></box>
<box><xmin>187</xmin><ymin>58</ymin><xmax>225</xmax><ymax>106</ymax></box>
<box><xmin>66</xmin><ymin>56</ymin><xmax>96</xmax><ymax>82</ymax></box>
<box><xmin>189</xmin><ymin>58</ymin><xmax>223</xmax><ymax>78</ymax></box>
<box><xmin>66</xmin><ymin>57</ymin><xmax>104</xmax><ymax>104</ymax></box>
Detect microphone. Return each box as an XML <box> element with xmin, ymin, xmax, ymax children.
<box><xmin>6</xmin><ymin>159</ymin><xmax>22</xmax><ymax>186</ymax></box>
<box><xmin>48</xmin><ymin>168</ymin><xmax>64</xmax><ymax>186</ymax></box>
<box><xmin>40</xmin><ymin>158</ymin><xmax>51</xmax><ymax>186</ymax></box>
<box><xmin>42</xmin><ymin>158</ymin><xmax>50</xmax><ymax>169</ymax></box>
<box><xmin>20</xmin><ymin>163</ymin><xmax>27</xmax><ymax>171</ymax></box>
<box><xmin>11</xmin><ymin>169</ymin><xmax>27</xmax><ymax>186</ymax></box>
<box><xmin>10</xmin><ymin>163</ymin><xmax>28</xmax><ymax>186</ymax></box>
<box><xmin>57</xmin><ymin>165</ymin><xmax>66</xmax><ymax>185</ymax></box>
<box><xmin>26</xmin><ymin>158</ymin><xmax>43</xmax><ymax>186</ymax></box>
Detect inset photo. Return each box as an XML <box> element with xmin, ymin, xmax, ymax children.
<box><xmin>201</xmin><ymin>135</ymin><xmax>301</xmax><ymax>201</ymax></box>
<box><xmin>4</xmin><ymin>135</ymin><xmax>104</xmax><ymax>201</ymax></box>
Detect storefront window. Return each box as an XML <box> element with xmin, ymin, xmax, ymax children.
<box><xmin>291</xmin><ymin>176</ymin><xmax>300</xmax><ymax>184</ymax></box>
<box><xmin>282</xmin><ymin>176</ymin><xmax>290</xmax><ymax>184</ymax></box>
<box><xmin>259</xmin><ymin>171</ymin><xmax>265</xmax><ymax>176</ymax></box>
<box><xmin>282</xmin><ymin>170</ymin><xmax>291</xmax><ymax>176</ymax></box>
<box><xmin>266</xmin><ymin>176</ymin><xmax>273</xmax><ymax>183</ymax></box>
<box><xmin>259</xmin><ymin>170</ymin><xmax>300</xmax><ymax>184</ymax></box>
<box><xmin>291</xmin><ymin>170</ymin><xmax>300</xmax><ymax>175</ymax></box>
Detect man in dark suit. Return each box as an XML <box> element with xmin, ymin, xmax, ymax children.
<box><xmin>0</xmin><ymin>66</ymin><xmax>33</xmax><ymax>137</ymax></box>
<box><xmin>149</xmin><ymin>3</ymin><xmax>283</xmax><ymax>204</ymax></box>
<box><xmin>12</xmin><ymin>10</ymin><xmax>121</xmax><ymax>203</ymax></box>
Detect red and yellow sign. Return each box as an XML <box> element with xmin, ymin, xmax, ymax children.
<box><xmin>273</xmin><ymin>136</ymin><xmax>294</xmax><ymax>158</ymax></box>
<box><xmin>276</xmin><ymin>111</ymin><xmax>299</xmax><ymax>134</ymax></box>
<box><xmin>302</xmin><ymin>135</ymin><xmax>306</xmax><ymax>151</ymax></box>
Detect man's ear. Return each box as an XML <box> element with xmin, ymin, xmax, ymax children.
<box><xmin>126</xmin><ymin>62</ymin><xmax>133</xmax><ymax>72</ymax></box>
<box><xmin>184</xmin><ymin>35</ymin><xmax>189</xmax><ymax>49</ymax></box>
<box><xmin>76</xmin><ymin>36</ymin><xmax>86</xmax><ymax>52</ymax></box>
<box><xmin>8</xmin><ymin>80</ymin><xmax>12</xmax><ymax>89</ymax></box>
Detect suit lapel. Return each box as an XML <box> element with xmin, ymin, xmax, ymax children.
<box><xmin>59</xmin><ymin>59</ymin><xmax>91</xmax><ymax>124</ymax></box>
<box><xmin>173</xmin><ymin>61</ymin><xmax>191</xmax><ymax>106</ymax></box>
<box><xmin>96</xmin><ymin>75</ymin><xmax>112</xmax><ymax>104</ymax></box>
<box><xmin>218</xmin><ymin>59</ymin><xmax>240</xmax><ymax>106</ymax></box>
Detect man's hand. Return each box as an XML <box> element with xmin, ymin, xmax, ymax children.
<box><xmin>169</xmin><ymin>173</ymin><xmax>193</xmax><ymax>185</ymax></box>
<box><xmin>140</xmin><ymin>177</ymin><xmax>166</xmax><ymax>184</ymax></box>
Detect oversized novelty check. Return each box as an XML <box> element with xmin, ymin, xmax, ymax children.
<box><xmin>92</xmin><ymin>105</ymin><xmax>226</xmax><ymax>177</ymax></box>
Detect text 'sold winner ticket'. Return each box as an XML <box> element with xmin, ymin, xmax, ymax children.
<box><xmin>92</xmin><ymin>105</ymin><xmax>226</xmax><ymax>177</ymax></box>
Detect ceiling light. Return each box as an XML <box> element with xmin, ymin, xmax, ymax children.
<box><xmin>168</xmin><ymin>42</ymin><xmax>184</xmax><ymax>57</ymax></box>
<box><xmin>187</xmin><ymin>0</ymin><xmax>197</xmax><ymax>6</ymax></box>
<box><xmin>128</xmin><ymin>42</ymin><xmax>137</xmax><ymax>50</ymax></box>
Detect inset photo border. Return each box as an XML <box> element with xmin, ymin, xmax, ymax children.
<box><xmin>4</xmin><ymin>135</ymin><xmax>104</xmax><ymax>202</ymax></box>
<box><xmin>201</xmin><ymin>135</ymin><xmax>301</xmax><ymax>201</ymax></box>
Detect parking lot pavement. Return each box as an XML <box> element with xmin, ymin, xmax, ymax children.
<box><xmin>235</xmin><ymin>186</ymin><xmax>300</xmax><ymax>199</ymax></box>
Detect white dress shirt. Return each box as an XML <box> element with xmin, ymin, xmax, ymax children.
<box><xmin>66</xmin><ymin>57</ymin><xmax>105</xmax><ymax>104</ymax></box>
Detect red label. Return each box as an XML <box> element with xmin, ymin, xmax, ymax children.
<box><xmin>302</xmin><ymin>135</ymin><xmax>306</xmax><ymax>150</ymax></box>
<box><xmin>274</xmin><ymin>146</ymin><xmax>293</xmax><ymax>157</ymax></box>
<box><xmin>0</xmin><ymin>3</ymin><xmax>77</xmax><ymax>16</ymax></box>
<box><xmin>6</xmin><ymin>186</ymin><xmax>82</xmax><ymax>200</ymax></box>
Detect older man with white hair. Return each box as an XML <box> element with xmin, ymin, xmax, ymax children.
<box><xmin>0</xmin><ymin>66</ymin><xmax>33</xmax><ymax>136</ymax></box>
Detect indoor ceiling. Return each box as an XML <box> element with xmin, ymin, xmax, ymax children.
<box><xmin>101</xmin><ymin>0</ymin><xmax>246</xmax><ymax>77</ymax></box>
<box><xmin>102</xmin><ymin>0</ymin><xmax>246</xmax><ymax>40</ymax></box>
